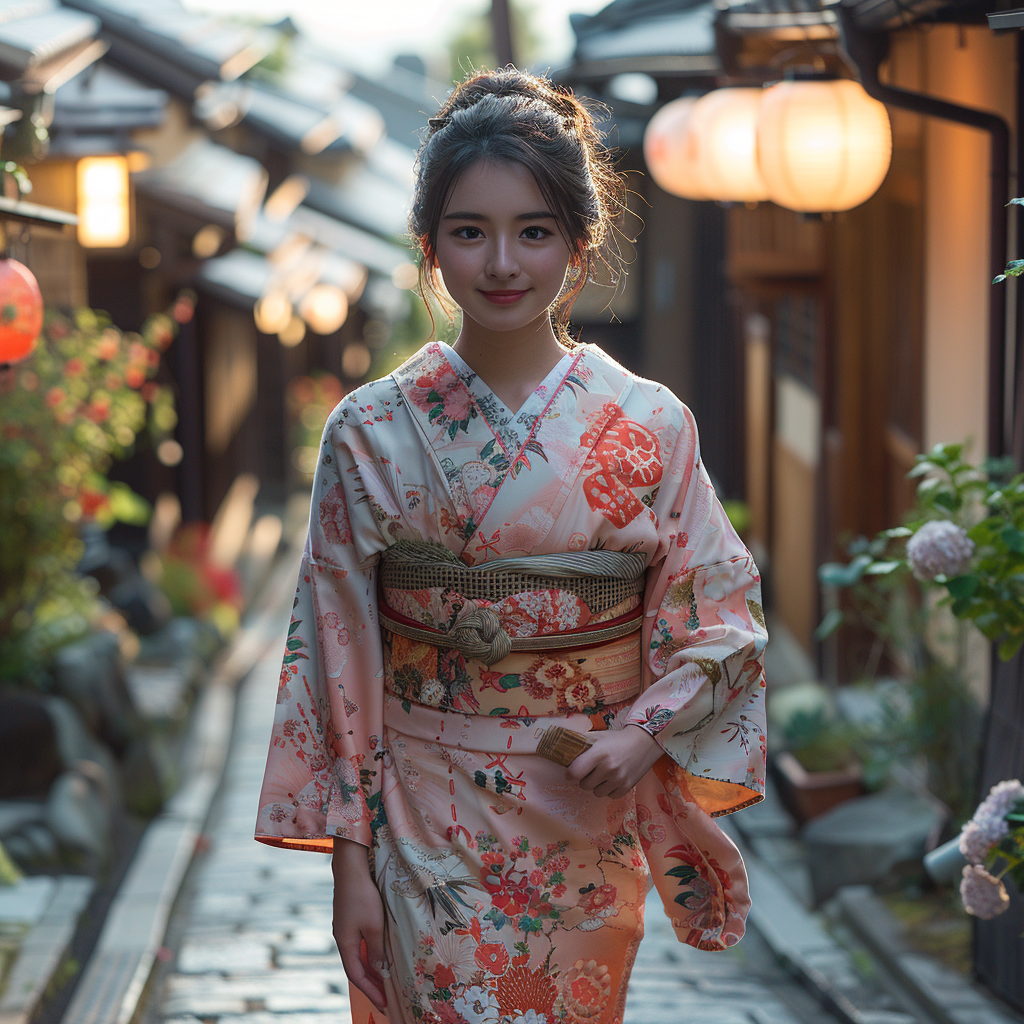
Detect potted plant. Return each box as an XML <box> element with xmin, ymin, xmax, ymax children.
<box><xmin>769</xmin><ymin>683</ymin><xmax>865</xmax><ymax>823</ymax></box>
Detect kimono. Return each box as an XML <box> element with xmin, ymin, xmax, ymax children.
<box><xmin>255</xmin><ymin>341</ymin><xmax>768</xmax><ymax>1024</ymax></box>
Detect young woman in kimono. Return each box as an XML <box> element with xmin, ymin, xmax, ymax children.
<box><xmin>256</xmin><ymin>67</ymin><xmax>767</xmax><ymax>1024</ymax></box>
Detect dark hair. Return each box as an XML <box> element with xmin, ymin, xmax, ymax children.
<box><xmin>410</xmin><ymin>67</ymin><xmax>626</xmax><ymax>345</ymax></box>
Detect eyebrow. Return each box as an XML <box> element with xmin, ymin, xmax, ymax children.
<box><xmin>442</xmin><ymin>211</ymin><xmax>557</xmax><ymax>221</ymax></box>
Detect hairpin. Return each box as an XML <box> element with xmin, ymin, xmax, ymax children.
<box><xmin>427</xmin><ymin>116</ymin><xmax>451</xmax><ymax>129</ymax></box>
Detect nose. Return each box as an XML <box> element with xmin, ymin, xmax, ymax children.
<box><xmin>485</xmin><ymin>233</ymin><xmax>520</xmax><ymax>281</ymax></box>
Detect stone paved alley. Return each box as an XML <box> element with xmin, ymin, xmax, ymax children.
<box><xmin>139</xmin><ymin>610</ymin><xmax>849</xmax><ymax>1024</ymax></box>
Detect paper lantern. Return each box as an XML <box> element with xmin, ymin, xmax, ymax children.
<box><xmin>756</xmin><ymin>79</ymin><xmax>892</xmax><ymax>213</ymax></box>
<box><xmin>77</xmin><ymin>155</ymin><xmax>131</xmax><ymax>248</ymax></box>
<box><xmin>642</xmin><ymin>96</ymin><xmax>707</xmax><ymax>200</ymax></box>
<box><xmin>299</xmin><ymin>283</ymin><xmax>348</xmax><ymax>335</ymax></box>
<box><xmin>254</xmin><ymin>291</ymin><xmax>292</xmax><ymax>334</ymax></box>
<box><xmin>688</xmin><ymin>88</ymin><xmax>768</xmax><ymax>202</ymax></box>
<box><xmin>0</xmin><ymin>258</ymin><xmax>43</xmax><ymax>364</ymax></box>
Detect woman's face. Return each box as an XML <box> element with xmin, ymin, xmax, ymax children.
<box><xmin>433</xmin><ymin>159</ymin><xmax>573</xmax><ymax>337</ymax></box>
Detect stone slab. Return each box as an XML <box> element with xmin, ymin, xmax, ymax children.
<box><xmin>0</xmin><ymin>876</ymin><xmax>94</xmax><ymax>1019</ymax></box>
<box><xmin>0</xmin><ymin>877</ymin><xmax>55</xmax><ymax>926</ymax></box>
<box><xmin>176</xmin><ymin>940</ymin><xmax>273</xmax><ymax>974</ymax></box>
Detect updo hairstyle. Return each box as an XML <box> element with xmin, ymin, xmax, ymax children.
<box><xmin>410</xmin><ymin>67</ymin><xmax>626</xmax><ymax>345</ymax></box>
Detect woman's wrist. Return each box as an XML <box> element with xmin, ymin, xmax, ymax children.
<box><xmin>332</xmin><ymin>836</ymin><xmax>371</xmax><ymax>873</ymax></box>
<box><xmin>625</xmin><ymin>723</ymin><xmax>663</xmax><ymax>769</ymax></box>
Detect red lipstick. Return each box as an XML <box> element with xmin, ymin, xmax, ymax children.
<box><xmin>481</xmin><ymin>289</ymin><xmax>529</xmax><ymax>305</ymax></box>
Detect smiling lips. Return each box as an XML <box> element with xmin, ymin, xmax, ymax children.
<box><xmin>480</xmin><ymin>288</ymin><xmax>529</xmax><ymax>305</ymax></box>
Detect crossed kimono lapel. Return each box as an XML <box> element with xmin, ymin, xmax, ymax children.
<box><xmin>459</xmin><ymin>345</ymin><xmax>634</xmax><ymax>562</ymax></box>
<box><xmin>392</xmin><ymin>342</ymin><xmax>634</xmax><ymax>563</ymax></box>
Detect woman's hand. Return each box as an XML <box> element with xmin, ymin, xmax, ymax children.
<box><xmin>332</xmin><ymin>838</ymin><xmax>388</xmax><ymax>1015</ymax></box>
<box><xmin>566</xmin><ymin>725</ymin><xmax>664</xmax><ymax>799</ymax></box>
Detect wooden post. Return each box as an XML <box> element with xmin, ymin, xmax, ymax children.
<box><xmin>490</xmin><ymin>0</ymin><xmax>515</xmax><ymax>68</ymax></box>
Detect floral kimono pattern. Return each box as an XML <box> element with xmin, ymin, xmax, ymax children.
<box><xmin>256</xmin><ymin>341</ymin><xmax>768</xmax><ymax>1024</ymax></box>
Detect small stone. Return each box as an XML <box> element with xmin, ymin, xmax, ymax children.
<box><xmin>0</xmin><ymin>690</ymin><xmax>60</xmax><ymax>798</ymax></box>
<box><xmin>801</xmin><ymin>787</ymin><xmax>946</xmax><ymax>904</ymax></box>
<box><xmin>45</xmin><ymin>768</ymin><xmax>113</xmax><ymax>867</ymax></box>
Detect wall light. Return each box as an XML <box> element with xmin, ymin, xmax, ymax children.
<box><xmin>77</xmin><ymin>155</ymin><xmax>131</xmax><ymax>248</ymax></box>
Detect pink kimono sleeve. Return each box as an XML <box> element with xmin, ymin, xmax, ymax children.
<box><xmin>624</xmin><ymin>404</ymin><xmax>767</xmax><ymax>818</ymax></box>
<box><xmin>255</xmin><ymin>407</ymin><xmax>385</xmax><ymax>852</ymax></box>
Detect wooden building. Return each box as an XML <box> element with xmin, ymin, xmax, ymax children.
<box><xmin>563</xmin><ymin>0</ymin><xmax>1023</xmax><ymax>1007</ymax></box>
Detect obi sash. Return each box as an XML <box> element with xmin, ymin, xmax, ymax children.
<box><xmin>377</xmin><ymin>540</ymin><xmax>647</xmax><ymax>716</ymax></box>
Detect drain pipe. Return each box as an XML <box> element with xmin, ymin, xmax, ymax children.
<box><xmin>837</xmin><ymin>7</ymin><xmax>1012</xmax><ymax>458</ymax></box>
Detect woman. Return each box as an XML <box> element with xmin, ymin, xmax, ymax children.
<box><xmin>255</xmin><ymin>67</ymin><xmax>767</xmax><ymax>1024</ymax></box>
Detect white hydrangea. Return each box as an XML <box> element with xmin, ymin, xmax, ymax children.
<box><xmin>906</xmin><ymin>520</ymin><xmax>975</xmax><ymax>580</ymax></box>
<box><xmin>960</xmin><ymin>864</ymin><xmax>1010</xmax><ymax>919</ymax></box>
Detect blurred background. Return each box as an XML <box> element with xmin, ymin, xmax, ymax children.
<box><xmin>1</xmin><ymin>0</ymin><xmax>1024</xmax><ymax>1020</ymax></box>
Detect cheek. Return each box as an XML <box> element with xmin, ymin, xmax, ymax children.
<box><xmin>530</xmin><ymin>249</ymin><xmax>572</xmax><ymax>296</ymax></box>
<box><xmin>433</xmin><ymin>242</ymin><xmax>477</xmax><ymax>292</ymax></box>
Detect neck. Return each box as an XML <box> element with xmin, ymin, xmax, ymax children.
<box><xmin>452</xmin><ymin>311</ymin><xmax>569</xmax><ymax>401</ymax></box>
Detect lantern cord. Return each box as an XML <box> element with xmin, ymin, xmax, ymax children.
<box><xmin>837</xmin><ymin>5</ymin><xmax>1011</xmax><ymax>461</ymax></box>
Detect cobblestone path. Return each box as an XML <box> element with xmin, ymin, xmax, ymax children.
<box><xmin>145</xmin><ymin>621</ymin><xmax>841</xmax><ymax>1024</ymax></box>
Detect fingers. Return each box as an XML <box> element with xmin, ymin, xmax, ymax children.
<box><xmin>336</xmin><ymin>933</ymin><xmax>388</xmax><ymax>1014</ymax></box>
<box><xmin>564</xmin><ymin>746</ymin><xmax>596</xmax><ymax>786</ymax></box>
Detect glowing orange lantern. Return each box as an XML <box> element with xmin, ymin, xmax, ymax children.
<box><xmin>643</xmin><ymin>96</ymin><xmax>707</xmax><ymax>200</ymax></box>
<box><xmin>0</xmin><ymin>258</ymin><xmax>43</xmax><ymax>365</ymax></box>
<box><xmin>756</xmin><ymin>79</ymin><xmax>892</xmax><ymax>212</ymax></box>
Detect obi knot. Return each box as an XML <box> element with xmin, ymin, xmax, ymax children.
<box><xmin>447</xmin><ymin>608</ymin><xmax>513</xmax><ymax>666</ymax></box>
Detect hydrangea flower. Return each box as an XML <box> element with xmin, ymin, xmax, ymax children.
<box><xmin>959</xmin><ymin>779</ymin><xmax>1024</xmax><ymax>863</ymax></box>
<box><xmin>960</xmin><ymin>864</ymin><xmax>1010</xmax><ymax>919</ymax></box>
<box><xmin>906</xmin><ymin>520</ymin><xmax>975</xmax><ymax>580</ymax></box>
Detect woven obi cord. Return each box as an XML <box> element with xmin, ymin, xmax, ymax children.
<box><xmin>378</xmin><ymin>540</ymin><xmax>648</xmax><ymax>666</ymax></box>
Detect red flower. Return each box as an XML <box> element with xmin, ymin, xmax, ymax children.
<box><xmin>96</xmin><ymin>333</ymin><xmax>119</xmax><ymax>360</ymax></box>
<box><xmin>172</xmin><ymin>298</ymin><xmax>194</xmax><ymax>324</ymax></box>
<box><xmin>579</xmin><ymin>884</ymin><xmax>617</xmax><ymax>915</ymax></box>
<box><xmin>432</xmin><ymin>963</ymin><xmax>456</xmax><ymax>989</ymax></box>
<box><xmin>65</xmin><ymin>357</ymin><xmax>84</xmax><ymax>377</ymax></box>
<box><xmin>87</xmin><ymin>399</ymin><xmax>110</xmax><ymax>423</ymax></box>
<box><xmin>125</xmin><ymin>366</ymin><xmax>145</xmax><ymax>388</ymax></box>
<box><xmin>475</xmin><ymin>942</ymin><xmax>510</xmax><ymax>976</ymax></box>
<box><xmin>46</xmin><ymin>386</ymin><xmax>64</xmax><ymax>407</ymax></box>
<box><xmin>79</xmin><ymin>489</ymin><xmax>110</xmax><ymax>518</ymax></box>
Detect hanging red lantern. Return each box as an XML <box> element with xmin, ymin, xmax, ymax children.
<box><xmin>0</xmin><ymin>258</ymin><xmax>43</xmax><ymax>365</ymax></box>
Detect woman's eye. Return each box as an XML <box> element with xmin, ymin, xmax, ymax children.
<box><xmin>453</xmin><ymin>226</ymin><xmax>482</xmax><ymax>239</ymax></box>
<box><xmin>522</xmin><ymin>226</ymin><xmax>550</xmax><ymax>240</ymax></box>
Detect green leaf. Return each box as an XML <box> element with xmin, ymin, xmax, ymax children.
<box><xmin>975</xmin><ymin>611</ymin><xmax>1004</xmax><ymax>638</ymax></box>
<box><xmin>286</xmin><ymin>636</ymin><xmax>304</xmax><ymax>651</ymax></box>
<box><xmin>908</xmin><ymin>461</ymin><xmax>937</xmax><ymax>479</ymax></box>
<box><xmin>864</xmin><ymin>561</ymin><xmax>902</xmax><ymax>575</ymax></box>
<box><xmin>498</xmin><ymin>674</ymin><xmax>520</xmax><ymax>690</ymax></box>
<box><xmin>818</xmin><ymin>554</ymin><xmax>872</xmax><ymax>588</ymax></box>
<box><xmin>1002</xmin><ymin>525</ymin><xmax>1024</xmax><ymax>553</ymax></box>
<box><xmin>107</xmin><ymin>482</ymin><xmax>151</xmax><ymax>525</ymax></box>
<box><xmin>814</xmin><ymin>608</ymin><xmax>845</xmax><ymax>641</ymax></box>
<box><xmin>998</xmin><ymin>634</ymin><xmax>1024</xmax><ymax>661</ymax></box>
<box><xmin>666</xmin><ymin>865</ymin><xmax>698</xmax><ymax>882</ymax></box>
<box><xmin>946</xmin><ymin>574</ymin><xmax>980</xmax><ymax>600</ymax></box>
<box><xmin>488</xmin><ymin>707</ymin><xmax>510</xmax><ymax>716</ymax></box>
<box><xmin>882</xmin><ymin>526</ymin><xmax>913</xmax><ymax>538</ymax></box>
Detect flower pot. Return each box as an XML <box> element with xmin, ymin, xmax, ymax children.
<box><xmin>773</xmin><ymin>750</ymin><xmax>865</xmax><ymax>824</ymax></box>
